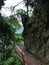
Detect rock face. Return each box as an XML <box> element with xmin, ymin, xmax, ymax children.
<box><xmin>22</xmin><ymin>15</ymin><xmax>49</xmax><ymax>62</ymax></box>
<box><xmin>47</xmin><ymin>39</ymin><xmax>49</xmax><ymax>46</ymax></box>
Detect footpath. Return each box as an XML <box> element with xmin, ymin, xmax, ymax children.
<box><xmin>18</xmin><ymin>45</ymin><xmax>45</xmax><ymax>65</ymax></box>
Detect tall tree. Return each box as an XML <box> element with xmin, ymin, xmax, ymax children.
<box><xmin>23</xmin><ymin>0</ymin><xmax>49</xmax><ymax>63</ymax></box>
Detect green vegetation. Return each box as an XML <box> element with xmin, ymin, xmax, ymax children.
<box><xmin>0</xmin><ymin>0</ymin><xmax>49</xmax><ymax>65</ymax></box>
<box><xmin>4</xmin><ymin>49</ymin><xmax>23</xmax><ymax>65</ymax></box>
<box><xmin>0</xmin><ymin>16</ymin><xmax>23</xmax><ymax>65</ymax></box>
<box><xmin>0</xmin><ymin>0</ymin><xmax>23</xmax><ymax>65</ymax></box>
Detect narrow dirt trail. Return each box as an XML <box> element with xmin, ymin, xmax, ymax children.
<box><xmin>18</xmin><ymin>45</ymin><xmax>45</xmax><ymax>65</ymax></box>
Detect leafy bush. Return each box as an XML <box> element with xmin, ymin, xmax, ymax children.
<box><xmin>0</xmin><ymin>16</ymin><xmax>23</xmax><ymax>65</ymax></box>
